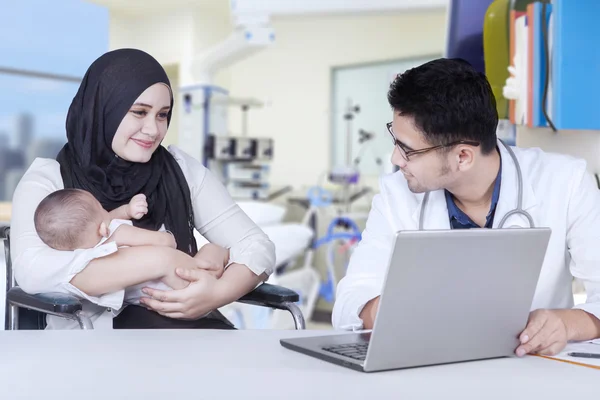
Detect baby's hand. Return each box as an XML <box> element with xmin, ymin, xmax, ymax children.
<box><xmin>127</xmin><ymin>194</ymin><xmax>148</xmax><ymax>220</ymax></box>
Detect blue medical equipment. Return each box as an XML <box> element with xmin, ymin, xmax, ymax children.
<box><xmin>307</xmin><ymin>186</ymin><xmax>363</xmax><ymax>303</ymax></box>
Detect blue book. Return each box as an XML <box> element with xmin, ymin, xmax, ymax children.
<box><xmin>531</xmin><ymin>2</ymin><xmax>551</xmax><ymax>127</ymax></box>
<box><xmin>552</xmin><ymin>0</ymin><xmax>600</xmax><ymax>130</ymax></box>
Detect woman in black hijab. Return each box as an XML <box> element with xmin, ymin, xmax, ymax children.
<box><xmin>57</xmin><ymin>48</ymin><xmax>197</xmax><ymax>257</ymax></box>
<box><xmin>11</xmin><ymin>48</ymin><xmax>275</xmax><ymax>329</ymax></box>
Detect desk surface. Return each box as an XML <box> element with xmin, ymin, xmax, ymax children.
<box><xmin>0</xmin><ymin>329</ymin><xmax>596</xmax><ymax>399</ymax></box>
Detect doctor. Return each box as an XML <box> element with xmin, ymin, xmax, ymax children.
<box><xmin>332</xmin><ymin>58</ymin><xmax>600</xmax><ymax>356</ymax></box>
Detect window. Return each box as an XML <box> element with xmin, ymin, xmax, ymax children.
<box><xmin>331</xmin><ymin>56</ymin><xmax>439</xmax><ymax>177</ymax></box>
<box><xmin>0</xmin><ymin>0</ymin><xmax>108</xmax><ymax>201</ymax></box>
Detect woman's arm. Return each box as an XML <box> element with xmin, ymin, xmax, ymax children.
<box><xmin>185</xmin><ymin>151</ymin><xmax>275</xmax><ymax>279</ymax></box>
<box><xmin>185</xmin><ymin>151</ymin><xmax>275</xmax><ymax>288</ymax></box>
<box><xmin>139</xmin><ymin>148</ymin><xmax>276</xmax><ymax>319</ymax></box>
<box><xmin>193</xmin><ymin>243</ymin><xmax>229</xmax><ymax>278</ymax></box>
<box><xmin>141</xmin><ymin>264</ymin><xmax>267</xmax><ymax>319</ymax></box>
<box><xmin>10</xmin><ymin>160</ymin><xmax>192</xmax><ymax>303</ymax></box>
<box><xmin>213</xmin><ymin>263</ymin><xmax>266</xmax><ymax>304</ymax></box>
<box><xmin>11</xmin><ymin>159</ymin><xmax>85</xmax><ymax>295</ymax></box>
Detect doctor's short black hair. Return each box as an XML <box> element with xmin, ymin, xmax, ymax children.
<box><xmin>387</xmin><ymin>58</ymin><xmax>498</xmax><ymax>155</ymax></box>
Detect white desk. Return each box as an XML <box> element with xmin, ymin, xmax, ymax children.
<box><xmin>0</xmin><ymin>329</ymin><xmax>596</xmax><ymax>399</ymax></box>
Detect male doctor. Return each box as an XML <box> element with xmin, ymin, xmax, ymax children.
<box><xmin>332</xmin><ymin>58</ymin><xmax>600</xmax><ymax>356</ymax></box>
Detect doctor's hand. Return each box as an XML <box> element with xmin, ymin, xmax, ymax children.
<box><xmin>515</xmin><ymin>309</ymin><xmax>569</xmax><ymax>356</ymax></box>
<box><xmin>140</xmin><ymin>268</ymin><xmax>219</xmax><ymax>320</ymax></box>
<box><xmin>359</xmin><ymin>296</ymin><xmax>381</xmax><ymax>330</ymax></box>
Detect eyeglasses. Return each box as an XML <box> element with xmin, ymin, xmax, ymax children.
<box><xmin>386</xmin><ymin>122</ymin><xmax>480</xmax><ymax>162</ymax></box>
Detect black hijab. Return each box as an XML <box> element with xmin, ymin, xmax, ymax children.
<box><xmin>56</xmin><ymin>48</ymin><xmax>198</xmax><ymax>256</ymax></box>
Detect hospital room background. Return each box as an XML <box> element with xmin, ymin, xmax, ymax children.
<box><xmin>0</xmin><ymin>0</ymin><xmax>598</xmax><ymax>330</ymax></box>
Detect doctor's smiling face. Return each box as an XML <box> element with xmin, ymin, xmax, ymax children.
<box><xmin>387</xmin><ymin>58</ymin><xmax>499</xmax><ymax>194</ymax></box>
<box><xmin>389</xmin><ymin>114</ymin><xmax>456</xmax><ymax>193</ymax></box>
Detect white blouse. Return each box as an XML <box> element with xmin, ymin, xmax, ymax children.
<box><xmin>10</xmin><ymin>145</ymin><xmax>276</xmax><ymax>329</ymax></box>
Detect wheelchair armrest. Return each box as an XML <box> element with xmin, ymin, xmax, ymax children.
<box><xmin>237</xmin><ymin>283</ymin><xmax>305</xmax><ymax>329</ymax></box>
<box><xmin>7</xmin><ymin>287</ymin><xmax>83</xmax><ymax>315</ymax></box>
<box><xmin>238</xmin><ymin>283</ymin><xmax>299</xmax><ymax>304</ymax></box>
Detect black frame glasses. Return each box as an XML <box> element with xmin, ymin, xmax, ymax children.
<box><xmin>386</xmin><ymin>122</ymin><xmax>480</xmax><ymax>162</ymax></box>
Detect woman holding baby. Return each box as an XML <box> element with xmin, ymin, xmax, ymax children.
<box><xmin>10</xmin><ymin>49</ymin><xmax>276</xmax><ymax>330</ymax></box>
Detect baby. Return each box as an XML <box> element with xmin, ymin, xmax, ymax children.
<box><xmin>34</xmin><ymin>188</ymin><xmax>228</xmax><ymax>303</ymax></box>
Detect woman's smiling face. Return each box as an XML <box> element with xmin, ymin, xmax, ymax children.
<box><xmin>111</xmin><ymin>83</ymin><xmax>171</xmax><ymax>163</ymax></box>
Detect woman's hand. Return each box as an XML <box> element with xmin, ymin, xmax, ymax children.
<box><xmin>141</xmin><ymin>268</ymin><xmax>220</xmax><ymax>319</ymax></box>
<box><xmin>141</xmin><ymin>263</ymin><xmax>265</xmax><ymax>320</ymax></box>
<box><xmin>160</xmin><ymin>263</ymin><xmax>194</xmax><ymax>290</ymax></box>
<box><xmin>158</xmin><ymin>248</ymin><xmax>203</xmax><ymax>290</ymax></box>
<box><xmin>194</xmin><ymin>243</ymin><xmax>229</xmax><ymax>279</ymax></box>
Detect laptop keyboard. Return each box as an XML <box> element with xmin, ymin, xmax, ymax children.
<box><xmin>322</xmin><ymin>343</ymin><xmax>369</xmax><ymax>361</ymax></box>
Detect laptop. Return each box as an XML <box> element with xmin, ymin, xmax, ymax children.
<box><xmin>280</xmin><ymin>228</ymin><xmax>551</xmax><ymax>372</ymax></box>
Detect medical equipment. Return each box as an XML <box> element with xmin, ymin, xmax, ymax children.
<box><xmin>273</xmin><ymin>184</ymin><xmax>371</xmax><ymax>320</ymax></box>
<box><xmin>327</xmin><ymin>99</ymin><xmax>382</xmax><ymax>213</ymax></box>
<box><xmin>329</xmin><ymin>130</ymin><xmax>383</xmax><ymax>185</ymax></box>
<box><xmin>330</xmin><ymin>99</ymin><xmax>362</xmax><ymax>212</ymax></box>
<box><xmin>419</xmin><ymin>139</ymin><xmax>535</xmax><ymax>230</ymax></box>
<box><xmin>178</xmin><ymin>15</ymin><xmax>276</xmax><ymax>200</ymax></box>
<box><xmin>305</xmin><ymin>187</ymin><xmax>362</xmax><ymax>302</ymax></box>
<box><xmin>316</xmin><ymin>216</ymin><xmax>362</xmax><ymax>302</ymax></box>
<box><xmin>226</xmin><ymin>183</ymin><xmax>371</xmax><ymax>330</ymax></box>
<box><xmin>328</xmin><ymin>166</ymin><xmax>360</xmax><ymax>186</ymax></box>
<box><xmin>353</xmin><ymin>129</ymin><xmax>384</xmax><ymax>172</ymax></box>
<box><xmin>179</xmin><ymin>85</ymin><xmax>275</xmax><ymax>200</ymax></box>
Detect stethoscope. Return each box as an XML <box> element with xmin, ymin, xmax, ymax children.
<box><xmin>418</xmin><ymin>139</ymin><xmax>535</xmax><ymax>230</ymax></box>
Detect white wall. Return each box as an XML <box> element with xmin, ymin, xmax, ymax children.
<box><xmin>107</xmin><ymin>6</ymin><xmax>233</xmax><ymax>147</ymax></box>
<box><xmin>109</xmin><ymin>9</ymin><xmax>195</xmax><ymax>67</ymax></box>
<box><xmin>517</xmin><ymin>127</ymin><xmax>600</xmax><ymax>174</ymax></box>
<box><xmin>106</xmin><ymin>8</ymin><xmax>448</xmax><ymax>185</ymax></box>
<box><xmin>225</xmin><ymin>11</ymin><xmax>448</xmax><ymax>188</ymax></box>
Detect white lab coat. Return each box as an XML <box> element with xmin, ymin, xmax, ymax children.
<box><xmin>332</xmin><ymin>141</ymin><xmax>600</xmax><ymax>330</ymax></box>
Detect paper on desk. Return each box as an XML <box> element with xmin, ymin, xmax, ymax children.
<box><xmin>538</xmin><ymin>342</ymin><xmax>600</xmax><ymax>370</ymax></box>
